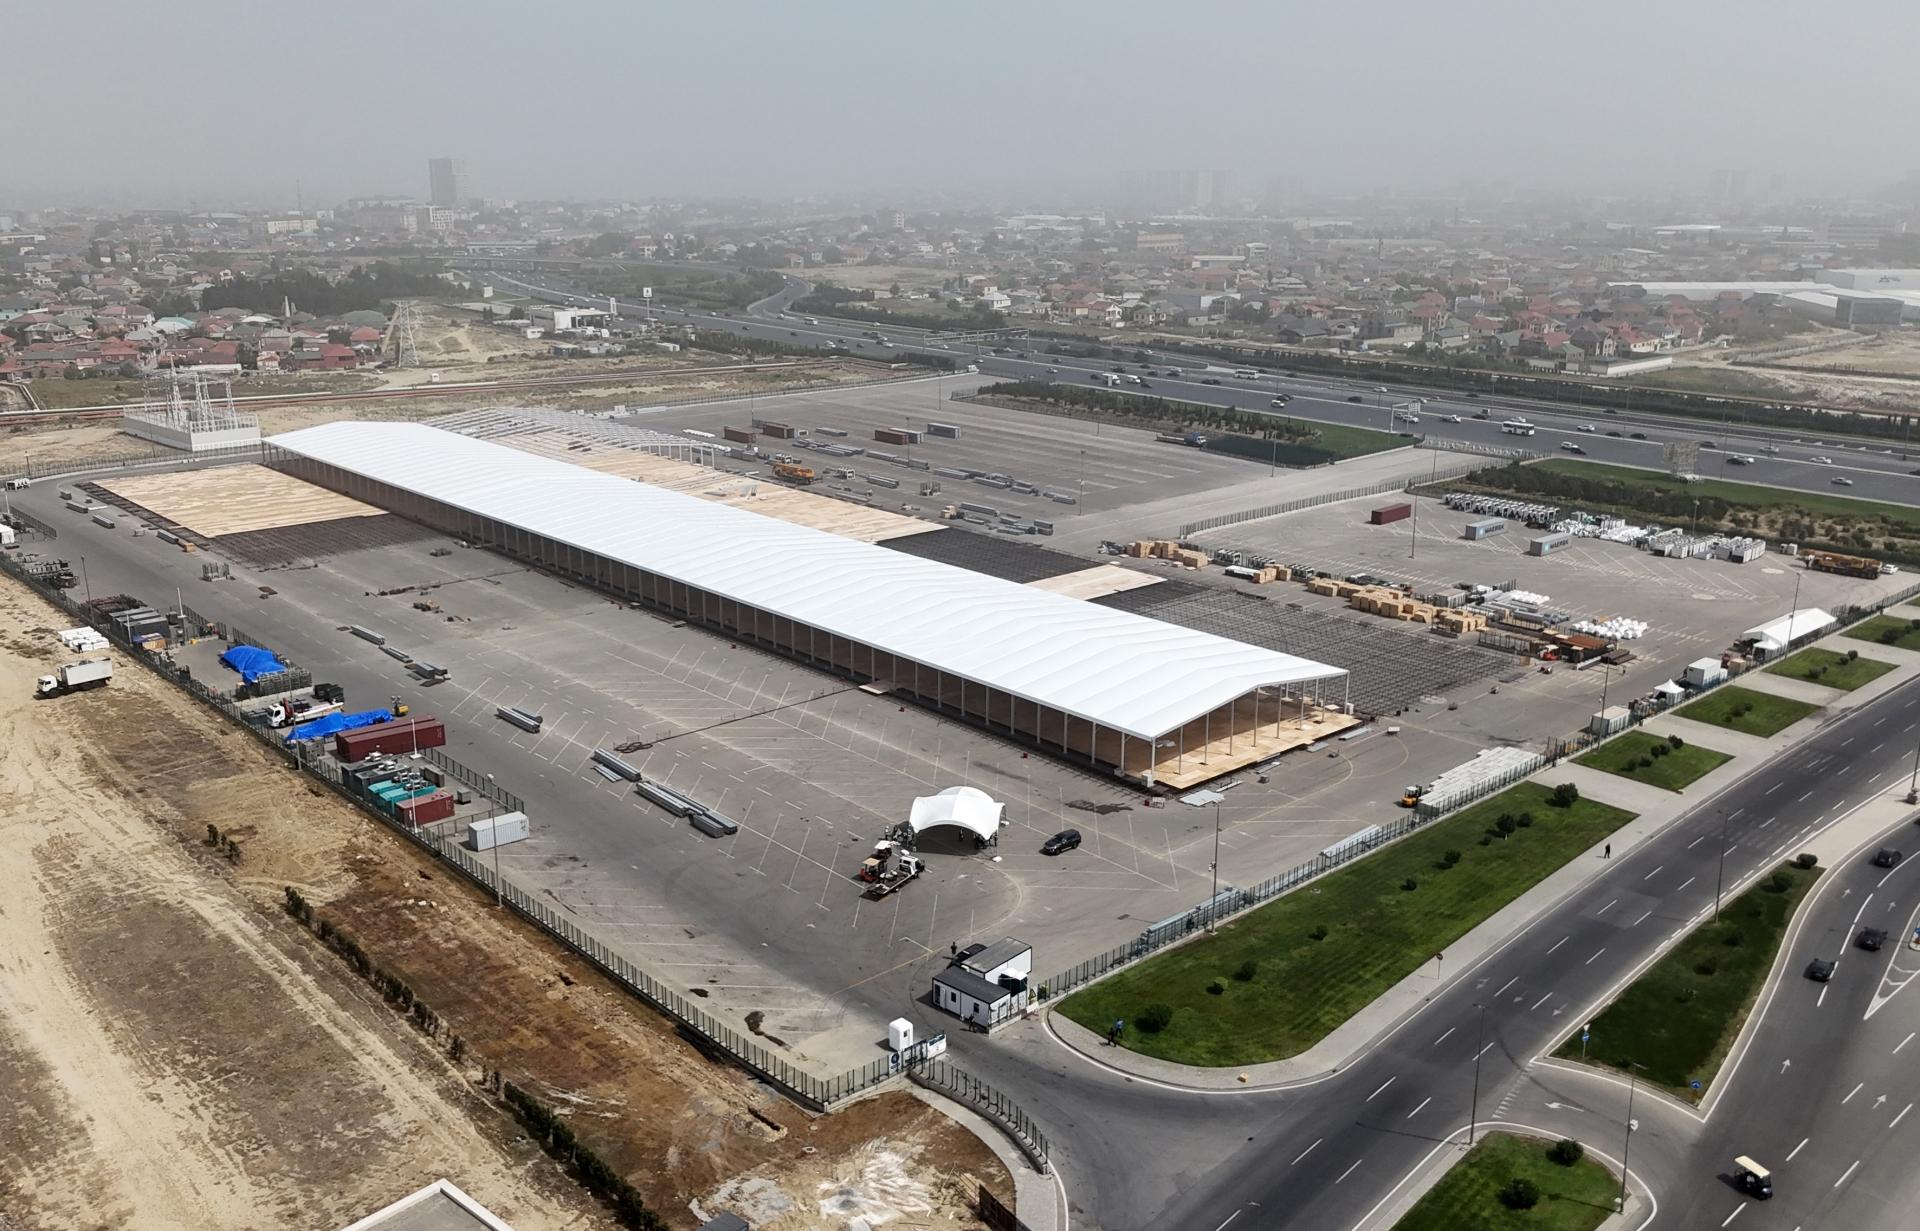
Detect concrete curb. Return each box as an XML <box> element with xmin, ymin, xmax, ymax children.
<box><xmin>906</xmin><ymin>1086</ymin><xmax>1065</xmax><ymax>1231</ymax></box>
<box><xmin>1352</xmin><ymin>1124</ymin><xmax>1653</xmax><ymax>1231</ymax></box>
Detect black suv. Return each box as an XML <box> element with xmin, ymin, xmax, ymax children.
<box><xmin>1806</xmin><ymin>957</ymin><xmax>1836</xmax><ymax>982</ymax></box>
<box><xmin>1858</xmin><ymin>928</ymin><xmax>1888</xmax><ymax>951</ymax></box>
<box><xmin>1040</xmin><ymin>829</ymin><xmax>1082</xmax><ymax>856</ymax></box>
<box><xmin>1874</xmin><ymin>848</ymin><xmax>1904</xmax><ymax>869</ymax></box>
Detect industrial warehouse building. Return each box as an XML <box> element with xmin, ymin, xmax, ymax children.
<box><xmin>266</xmin><ymin>420</ymin><xmax>1352</xmax><ymax>787</ymax></box>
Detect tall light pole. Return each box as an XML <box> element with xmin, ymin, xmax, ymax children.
<box><xmin>1714</xmin><ymin>807</ymin><xmax>1730</xmax><ymax>920</ymax></box>
<box><xmin>1209</xmin><ymin>800</ymin><xmax>1222</xmax><ymax>932</ymax></box>
<box><xmin>1468</xmin><ymin>1002</ymin><xmax>1487</xmax><ymax>1145</ymax></box>
<box><xmin>487</xmin><ymin>772</ymin><xmax>501</xmax><ymax>907</ymax></box>
<box><xmin>1617</xmin><ymin>1062</ymin><xmax>1645</xmax><ymax>1212</ymax></box>
<box><xmin>1906</xmin><ymin>730</ymin><xmax>1920</xmax><ymax>804</ymax></box>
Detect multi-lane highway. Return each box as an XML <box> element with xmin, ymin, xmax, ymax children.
<box><xmin>478</xmin><ymin>266</ymin><xmax>1920</xmax><ymax>509</ymax></box>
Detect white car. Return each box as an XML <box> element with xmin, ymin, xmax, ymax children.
<box><xmin>1561</xmin><ymin>441</ymin><xmax>1585</xmax><ymax>453</ymax></box>
<box><xmin>1442</xmin><ymin>414</ymin><xmax>1462</xmax><ymax>423</ymax></box>
<box><xmin>1578</xmin><ymin>423</ymin><xmax>1596</xmax><ymax>432</ymax></box>
<box><xmin>1812</xmin><ymin>455</ymin><xmax>1834</xmax><ymax>464</ymax></box>
<box><xmin>1831</xmin><ymin>475</ymin><xmax>1855</xmax><ymax>486</ymax></box>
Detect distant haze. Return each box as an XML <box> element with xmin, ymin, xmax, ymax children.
<box><xmin>13</xmin><ymin>0</ymin><xmax>1919</xmax><ymax>207</ymax></box>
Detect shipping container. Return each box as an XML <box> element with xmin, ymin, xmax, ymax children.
<box><xmin>468</xmin><ymin>811</ymin><xmax>530</xmax><ymax>850</ymax></box>
<box><xmin>1369</xmin><ymin>503</ymin><xmax>1412</xmax><ymax>526</ymax></box>
<box><xmin>1463</xmin><ymin>517</ymin><xmax>1506</xmax><ymax>541</ymax></box>
<box><xmin>349</xmin><ymin>625</ymin><xmax>387</xmax><ymax>646</ymax></box>
<box><xmin>1528</xmin><ymin>532</ymin><xmax>1572</xmax><ymax>557</ymax></box>
<box><xmin>723</xmin><ymin>426</ymin><xmax>756</xmax><ymax>444</ymax></box>
<box><xmin>925</xmin><ymin>422</ymin><xmax>961</xmax><ymax>438</ymax></box>
<box><xmin>333</xmin><ymin>716</ymin><xmax>446</xmax><ymax>760</ymax></box>
<box><xmin>691</xmin><ymin>809</ymin><xmax>739</xmax><ymax>838</ymax></box>
<box><xmin>91</xmin><ymin>513</ymin><xmax>117</xmax><ymax>529</ymax></box>
<box><xmin>396</xmin><ymin>790</ymin><xmax>456</xmax><ymax>826</ymax></box>
<box><xmin>874</xmin><ymin>428</ymin><xmax>914</xmax><ymax>446</ymax></box>
<box><xmin>756</xmin><ymin>420</ymin><xmax>796</xmax><ymax>439</ymax></box>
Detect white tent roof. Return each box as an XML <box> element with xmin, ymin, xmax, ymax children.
<box><xmin>907</xmin><ymin>786</ymin><xmax>1003</xmax><ymax>841</ymax></box>
<box><xmin>268</xmin><ymin>421</ymin><xmax>1345</xmax><ymax>741</ymax></box>
<box><xmin>1743</xmin><ymin>608</ymin><xmax>1835</xmax><ymax>650</ymax></box>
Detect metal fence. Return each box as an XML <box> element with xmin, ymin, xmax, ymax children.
<box><xmin>910</xmin><ymin>1058</ymin><xmax>1051</xmax><ymax>1175</ymax></box>
<box><xmin>2</xmin><ymin>506</ymin><xmax>59</xmax><ymax>541</ymax></box>
<box><xmin>0</xmin><ymin>440</ymin><xmax>264</xmax><ymax>485</ymax></box>
<box><xmin>606</xmin><ymin>370</ymin><xmax>932</xmax><ymax>418</ymax></box>
<box><xmin>1179</xmin><ymin>459</ymin><xmax>1482</xmax><ymax>536</ymax></box>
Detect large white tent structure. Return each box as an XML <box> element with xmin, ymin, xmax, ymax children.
<box><xmin>267</xmin><ymin>420</ymin><xmax>1351</xmax><ymax>784</ymax></box>
<box><xmin>907</xmin><ymin>786</ymin><xmax>1004</xmax><ymax>844</ymax></box>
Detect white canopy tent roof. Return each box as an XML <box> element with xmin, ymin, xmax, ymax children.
<box><xmin>268</xmin><ymin>421</ymin><xmax>1346</xmax><ymax>742</ymax></box>
<box><xmin>1743</xmin><ymin>608</ymin><xmax>1835</xmax><ymax>653</ymax></box>
<box><xmin>907</xmin><ymin>786</ymin><xmax>1004</xmax><ymax>841</ymax></box>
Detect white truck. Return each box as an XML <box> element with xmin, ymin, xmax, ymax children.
<box><xmin>1501</xmin><ymin>418</ymin><xmax>1537</xmax><ymax>436</ymax></box>
<box><xmin>36</xmin><ymin>657</ymin><xmax>112</xmax><ymax>698</ymax></box>
<box><xmin>859</xmin><ymin>841</ymin><xmax>926</xmax><ymax>897</ymax></box>
<box><xmin>265</xmin><ymin>697</ymin><xmax>343</xmax><ymax>728</ymax></box>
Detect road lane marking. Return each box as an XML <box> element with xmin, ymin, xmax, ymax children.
<box><xmin>1854</xmin><ymin>894</ymin><xmax>1874</xmax><ymax>924</ymax></box>
<box><xmin>1721</xmin><ymin>1206</ymin><xmax>1743</xmax><ymax>1227</ymax></box>
<box><xmin>1631</xmin><ymin>909</ymin><xmax>1653</xmax><ymax>926</ymax></box>
<box><xmin>1787</xmin><ymin>1137</ymin><xmax>1809</xmax><ymax>1161</ymax></box>
<box><xmin>1677</xmin><ymin>876</ymin><xmax>1695</xmax><ymax>892</ymax></box>
<box><xmin>1367</xmin><ymin>1077</ymin><xmax>1395</xmax><ymax>1102</ymax></box>
<box><xmin>1495</xmin><ymin>976</ymin><xmax>1518</xmax><ymax>996</ymax></box>
<box><xmin>1335</xmin><ymin>1158</ymin><xmax>1363</xmax><ymax>1185</ymax></box>
<box><xmin>1766</xmin><ymin>783</ymin><xmax>1783</xmax><ymax>796</ymax></box>
<box><xmin>1213</xmin><ymin>1214</ymin><xmax>1241</xmax><ymax>1231</ymax></box>
<box><xmin>1530</xmin><ymin>992</ymin><xmax>1554</xmax><ymax>1010</ymax></box>
<box><xmin>1547</xmin><ymin>936</ymin><xmax>1569</xmax><ymax>955</ymax></box>
<box><xmin>1585</xmin><ymin>947</ymin><xmax>1607</xmax><ymax>966</ymax></box>
<box><xmin>1407</xmin><ymin>1096</ymin><xmax>1431</xmax><ymax>1119</ymax></box>
<box><xmin>1688</xmin><ymin>834</ymin><xmax>1709</xmax><ymax>848</ymax></box>
<box><xmin>1896</xmin><ymin>1032</ymin><xmax>1915</xmax><ymax>1055</ymax></box>
<box><xmin>1478</xmin><ymin>1041</ymin><xmax>1496</xmax><ymax>1058</ymax></box>
<box><xmin>1599</xmin><ymin>898</ymin><xmax>1618</xmax><ymax>915</ymax></box>
<box><xmin>1844</xmin><ymin>1082</ymin><xmax>1863</xmax><ymax>1104</ymax></box>
<box><xmin>1894</xmin><ymin>1103</ymin><xmax>1914</xmax><ymax>1129</ymax></box>
<box><xmin>1434</xmin><ymin>1026</ymin><xmax>1456</xmax><ymax>1047</ymax></box>
<box><xmin>1291</xmin><ymin>1138</ymin><xmax>1321</xmax><ymax>1165</ymax></box>
<box><xmin>1835</xmin><ymin>1159</ymin><xmax>1861</xmax><ymax>1189</ymax></box>
<box><xmin>1643</xmin><ymin>865</ymin><xmax>1665</xmax><ymax>881</ymax></box>
<box><xmin>1798</xmin><ymin>790</ymin><xmax>1814</xmax><ymax>802</ymax></box>
<box><xmin>1818</xmin><ymin>986</ymin><xmax>1829</xmax><ymax>1007</ymax></box>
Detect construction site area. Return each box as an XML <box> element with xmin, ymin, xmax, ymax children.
<box><xmin>4</xmin><ymin>368</ymin><xmax>1910</xmax><ymax>1230</ymax></box>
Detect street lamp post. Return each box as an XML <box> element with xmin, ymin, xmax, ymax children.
<box><xmin>1714</xmin><ymin>807</ymin><xmax>1730</xmax><ymax>920</ymax></box>
<box><xmin>1209</xmin><ymin>800</ymin><xmax>1222</xmax><ymax>932</ymax></box>
<box><xmin>1617</xmin><ymin>1062</ymin><xmax>1645</xmax><ymax>1212</ymax></box>
<box><xmin>1468</xmin><ymin>1002</ymin><xmax>1487</xmax><ymax>1145</ymax></box>
<box><xmin>487</xmin><ymin>772</ymin><xmax>501</xmax><ymax>907</ymax></box>
<box><xmin>1907</xmin><ymin>731</ymin><xmax>1920</xmax><ymax>804</ymax></box>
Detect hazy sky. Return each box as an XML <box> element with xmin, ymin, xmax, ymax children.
<box><xmin>12</xmin><ymin>0</ymin><xmax>1919</xmax><ymax>208</ymax></box>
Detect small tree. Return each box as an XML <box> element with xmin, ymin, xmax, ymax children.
<box><xmin>1552</xmin><ymin>782</ymin><xmax>1580</xmax><ymax>807</ymax></box>
<box><xmin>1668</xmin><ymin>733</ymin><xmax>1685</xmax><ymax>749</ymax></box>
<box><xmin>1443</xmin><ymin>849</ymin><xmax>1462</xmax><ymax>867</ymax></box>
<box><xmin>1139</xmin><ymin>1003</ymin><xmax>1174</xmax><ymax>1033</ymax></box>
<box><xmin>1233</xmin><ymin>959</ymin><xmax>1259</xmax><ymax>982</ymax></box>
<box><xmin>1499</xmin><ymin>1177</ymin><xmax>1541</xmax><ymax>1210</ymax></box>
<box><xmin>1548</xmin><ymin>1138</ymin><xmax>1584</xmax><ymax>1166</ymax></box>
<box><xmin>1495</xmin><ymin>815</ymin><xmax>1517</xmax><ymax>839</ymax></box>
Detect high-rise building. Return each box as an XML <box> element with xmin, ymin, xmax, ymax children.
<box><xmin>428</xmin><ymin>158</ymin><xmax>468</xmax><ymax>209</ymax></box>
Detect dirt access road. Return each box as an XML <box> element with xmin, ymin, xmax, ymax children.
<box><xmin>0</xmin><ymin>574</ymin><xmax>1006</xmax><ymax>1230</ymax></box>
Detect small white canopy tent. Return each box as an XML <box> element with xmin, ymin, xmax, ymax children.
<box><xmin>1743</xmin><ymin>608</ymin><xmax>1835</xmax><ymax>657</ymax></box>
<box><xmin>907</xmin><ymin>786</ymin><xmax>1004</xmax><ymax>843</ymax></box>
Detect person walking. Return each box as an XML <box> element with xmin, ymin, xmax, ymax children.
<box><xmin>1604</xmin><ymin>843</ymin><xmax>1611</xmax><ymax>860</ymax></box>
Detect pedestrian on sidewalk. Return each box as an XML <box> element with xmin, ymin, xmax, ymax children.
<box><xmin>1604</xmin><ymin>842</ymin><xmax>1611</xmax><ymax>860</ymax></box>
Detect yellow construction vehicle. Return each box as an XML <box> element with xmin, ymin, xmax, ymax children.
<box><xmin>772</xmin><ymin>462</ymin><xmax>817</xmax><ymax>485</ymax></box>
<box><xmin>1398</xmin><ymin>784</ymin><xmax>1425</xmax><ymax>808</ymax></box>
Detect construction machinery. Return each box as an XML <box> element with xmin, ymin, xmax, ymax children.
<box><xmin>859</xmin><ymin>840</ymin><xmax>925</xmax><ymax>897</ymax></box>
<box><xmin>773</xmin><ymin>461</ymin><xmax>818</xmax><ymax>485</ymax></box>
<box><xmin>1397</xmin><ymin>784</ymin><xmax>1426</xmax><ymax>808</ymax></box>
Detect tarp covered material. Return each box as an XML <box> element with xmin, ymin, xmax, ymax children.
<box><xmin>220</xmin><ymin>644</ymin><xmax>287</xmax><ymax>683</ymax></box>
<box><xmin>284</xmin><ymin>708</ymin><xmax>392</xmax><ymax>744</ymax></box>
<box><xmin>906</xmin><ymin>786</ymin><xmax>1004</xmax><ymax>842</ymax></box>
<box><xmin>1743</xmin><ymin>607</ymin><xmax>1836</xmax><ymax>653</ymax></box>
<box><xmin>269</xmin><ymin>421</ymin><xmax>1348</xmax><ymax>742</ymax></box>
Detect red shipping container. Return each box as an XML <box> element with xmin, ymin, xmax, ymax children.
<box><xmin>1369</xmin><ymin>503</ymin><xmax>1412</xmax><ymax>525</ymax></box>
<box><xmin>723</xmin><ymin>426</ymin><xmax>756</xmax><ymax>444</ymax></box>
<box><xmin>396</xmin><ymin>789</ymin><xmax>455</xmax><ymax>827</ymax></box>
<box><xmin>334</xmin><ymin>716</ymin><xmax>447</xmax><ymax>760</ymax></box>
<box><xmin>759</xmin><ymin>421</ymin><xmax>795</xmax><ymax>439</ymax></box>
<box><xmin>874</xmin><ymin>428</ymin><xmax>912</xmax><ymax>445</ymax></box>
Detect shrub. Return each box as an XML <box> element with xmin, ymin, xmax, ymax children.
<box><xmin>1766</xmin><ymin>872</ymin><xmax>1792</xmax><ymax>892</ymax></box>
<box><xmin>1233</xmin><ymin>959</ymin><xmax>1258</xmax><ymax>982</ymax></box>
<box><xmin>1552</xmin><ymin>782</ymin><xmax>1580</xmax><ymax>807</ymax></box>
<box><xmin>1495</xmin><ymin>816</ymin><xmax>1517</xmax><ymax>839</ymax></box>
<box><xmin>1882</xmin><ymin>628</ymin><xmax>1901</xmax><ymax>645</ymax></box>
<box><xmin>1139</xmin><ymin>1003</ymin><xmax>1174</xmax><ymax>1033</ymax></box>
<box><xmin>1847</xmin><ymin>649</ymin><xmax>1859</xmax><ymax>662</ymax></box>
<box><xmin>1650</xmin><ymin>742</ymin><xmax>1669</xmax><ymax>758</ymax></box>
<box><xmin>1722</xmin><ymin>929</ymin><xmax>1745</xmax><ymax>947</ymax></box>
<box><xmin>1443</xmin><ymin>849</ymin><xmax>1462</xmax><ymax>867</ymax></box>
<box><xmin>1402</xmin><ymin>877</ymin><xmax>1419</xmax><ymax>892</ymax></box>
<box><xmin>1548</xmin><ymin>1138</ymin><xmax>1585</xmax><ymax>1167</ymax></box>
<box><xmin>1206</xmin><ymin>980</ymin><xmax>1225</xmax><ymax>996</ymax></box>
<box><xmin>1668</xmin><ymin>733</ymin><xmax>1685</xmax><ymax>749</ymax></box>
<box><xmin>1478</xmin><ymin>836</ymin><xmax>1494</xmax><ymax>847</ymax></box>
<box><xmin>1499</xmin><ymin>1177</ymin><xmax>1541</xmax><ymax>1211</ymax></box>
<box><xmin>1309</xmin><ymin>924</ymin><xmax>1329</xmax><ymax>941</ymax></box>
<box><xmin>1516</xmin><ymin>813</ymin><xmax>1534</xmax><ymax>829</ymax></box>
<box><xmin>1795</xmin><ymin>852</ymin><xmax>1818</xmax><ymax>869</ymax></box>
<box><xmin>1694</xmin><ymin>957</ymin><xmax>1718</xmax><ymax>975</ymax></box>
<box><xmin>1637</xmin><ymin>755</ymin><xmax>1654</xmax><ymax>770</ymax></box>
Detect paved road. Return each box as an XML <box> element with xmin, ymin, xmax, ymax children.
<box><xmin>934</xmin><ymin>683</ymin><xmax>1920</xmax><ymax>1231</ymax></box>
<box><xmin>475</xmin><ymin>267</ymin><xmax>1920</xmax><ymax>510</ymax></box>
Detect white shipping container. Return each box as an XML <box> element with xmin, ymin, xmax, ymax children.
<box><xmin>468</xmin><ymin>811</ymin><xmax>530</xmax><ymax>850</ymax></box>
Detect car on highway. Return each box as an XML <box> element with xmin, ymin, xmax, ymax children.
<box><xmin>1698</xmin><ymin>439</ymin><xmax>1718</xmax><ymax>449</ymax></box>
<box><xmin>1561</xmin><ymin>442</ymin><xmax>1585</xmax><ymax>454</ymax></box>
<box><xmin>1806</xmin><ymin>957</ymin><xmax>1837</xmax><ymax>982</ymax></box>
<box><xmin>1201</xmin><ymin>378</ymin><xmax>1222</xmax><ymax>385</ymax></box>
<box><xmin>1040</xmin><ymin>829</ymin><xmax>1082</xmax><ymax>856</ymax></box>
<box><xmin>1466</xmin><ymin>392</ymin><xmax>1481</xmax><ymax>398</ymax></box>
<box><xmin>1606</xmin><ymin>430</ymin><xmax>1623</xmax><ymax>437</ymax></box>
<box><xmin>789</xmin><ymin>330</ymin><xmax>798</xmax><ymax>336</ymax></box>
<box><xmin>1629</xmin><ymin>432</ymin><xmax>1647</xmax><ymax>440</ymax></box>
<box><xmin>1270</xmin><ymin>396</ymin><xmax>1292</xmax><ymax>408</ymax></box>
<box><xmin>1812</xmin><ymin>455</ymin><xmax>1834</xmax><ymax>464</ymax></box>
<box><xmin>1442</xmin><ymin>414</ymin><xmax>1462</xmax><ymax>423</ymax></box>
<box><xmin>1873</xmin><ymin>847</ymin><xmax>1903</xmax><ymax>868</ymax></box>
<box><xmin>1857</xmin><ymin>927</ymin><xmax>1888</xmax><ymax>951</ymax></box>
<box><xmin>1832</xmin><ymin>475</ymin><xmax>1855</xmax><ymax>486</ymax></box>
<box><xmin>1046</xmin><ymin>366</ymin><xmax>1058</xmax><ymax>374</ymax></box>
<box><xmin>1578</xmin><ymin>423</ymin><xmax>1596</xmax><ymax>432</ymax></box>
<box><xmin>806</xmin><ymin>317</ymin><xmax>819</xmax><ymax>325</ymax></box>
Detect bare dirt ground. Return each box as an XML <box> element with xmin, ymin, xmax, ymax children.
<box><xmin>799</xmin><ymin>264</ymin><xmax>955</xmax><ymax>294</ymax></box>
<box><xmin>0</xmin><ymin>575</ymin><xmax>1007</xmax><ymax>1230</ymax></box>
<box><xmin>1668</xmin><ymin>330</ymin><xmax>1920</xmax><ymax>413</ymax></box>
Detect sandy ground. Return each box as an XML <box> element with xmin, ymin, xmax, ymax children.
<box><xmin>0</xmin><ymin>588</ymin><xmax>607</xmax><ymax>1230</ymax></box>
<box><xmin>799</xmin><ymin>264</ymin><xmax>955</xmax><ymax>294</ymax></box>
<box><xmin>0</xmin><ymin>574</ymin><xmax>1007</xmax><ymax>1230</ymax></box>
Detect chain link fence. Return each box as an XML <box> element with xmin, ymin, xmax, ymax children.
<box><xmin>1179</xmin><ymin>458</ymin><xmax>1483</xmax><ymax>536</ymax></box>
<box><xmin>909</xmin><ymin>1058</ymin><xmax>1051</xmax><ymax>1175</ymax></box>
<box><xmin>0</xmin><ymin>440</ymin><xmax>264</xmax><ymax>485</ymax></box>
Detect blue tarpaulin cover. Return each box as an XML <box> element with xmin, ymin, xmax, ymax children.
<box><xmin>220</xmin><ymin>644</ymin><xmax>287</xmax><ymax>683</ymax></box>
<box><xmin>284</xmin><ymin>709</ymin><xmax>392</xmax><ymax>744</ymax></box>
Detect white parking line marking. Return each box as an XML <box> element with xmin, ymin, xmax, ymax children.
<box><xmin>1292</xmin><ymin>1138</ymin><xmax>1322</xmax><ymax>1166</ymax></box>
<box><xmin>1835</xmin><ymin>1159</ymin><xmax>1861</xmax><ymax>1189</ymax></box>
<box><xmin>1787</xmin><ymin>1137</ymin><xmax>1809</xmax><ymax>1161</ymax></box>
<box><xmin>1844</xmin><ymin>1082</ymin><xmax>1863</xmax><ymax>1104</ymax></box>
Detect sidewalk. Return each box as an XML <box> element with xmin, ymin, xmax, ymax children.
<box><xmin>1042</xmin><ymin>644</ymin><xmax>1920</xmax><ymax>1090</ymax></box>
<box><xmin>906</xmin><ymin>1086</ymin><xmax>1061</xmax><ymax>1231</ymax></box>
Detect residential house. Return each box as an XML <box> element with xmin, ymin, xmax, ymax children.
<box><xmin>1275</xmin><ymin>317</ymin><xmax>1333</xmax><ymax>345</ymax></box>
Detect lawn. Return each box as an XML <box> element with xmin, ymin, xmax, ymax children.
<box><xmin>1391</xmin><ymin>1132</ymin><xmax>1619</xmax><ymax>1231</ymax></box>
<box><xmin>1764</xmin><ymin>647</ymin><xmax>1897</xmax><ymax>692</ymax></box>
<box><xmin>1056</xmin><ymin>783</ymin><xmax>1636</xmax><ymax>1066</ymax></box>
<box><xmin>1846</xmin><ymin>613</ymin><xmax>1920</xmax><ymax>653</ymax></box>
<box><xmin>1575</xmin><ymin>731</ymin><xmax>1731</xmax><ymax>791</ymax></box>
<box><xmin>1556</xmin><ymin>861</ymin><xmax>1819</xmax><ymax>1100</ymax></box>
<box><xmin>1674</xmin><ymin>685</ymin><xmax>1818</xmax><ymax>737</ymax></box>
